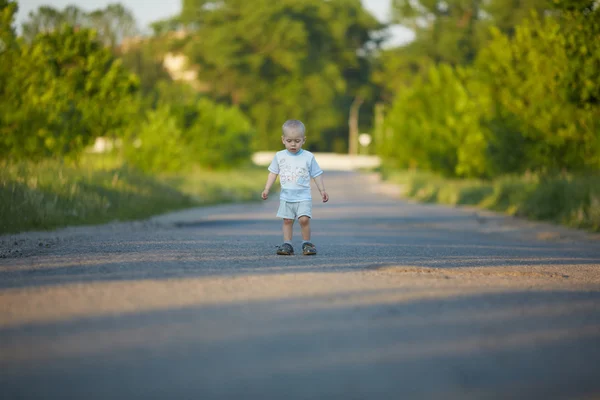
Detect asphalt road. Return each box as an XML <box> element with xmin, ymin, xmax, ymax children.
<box><xmin>1</xmin><ymin>172</ymin><xmax>600</xmax><ymax>400</ymax></box>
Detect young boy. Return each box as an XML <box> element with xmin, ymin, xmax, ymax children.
<box><xmin>261</xmin><ymin>119</ymin><xmax>329</xmax><ymax>256</ymax></box>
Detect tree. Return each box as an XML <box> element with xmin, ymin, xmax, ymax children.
<box><xmin>378</xmin><ymin>3</ymin><xmax>600</xmax><ymax>177</ymax></box>
<box><xmin>0</xmin><ymin>1</ymin><xmax>18</xmax><ymax>114</ymax></box>
<box><xmin>382</xmin><ymin>64</ymin><xmax>490</xmax><ymax>177</ymax></box>
<box><xmin>390</xmin><ymin>0</ymin><xmax>554</xmax><ymax>64</ymax></box>
<box><xmin>180</xmin><ymin>0</ymin><xmax>383</xmax><ymax>151</ymax></box>
<box><xmin>88</xmin><ymin>3</ymin><xmax>138</xmax><ymax>48</ymax></box>
<box><xmin>22</xmin><ymin>3</ymin><xmax>138</xmax><ymax>48</ymax></box>
<box><xmin>118</xmin><ymin>38</ymin><xmax>173</xmax><ymax>95</ymax></box>
<box><xmin>21</xmin><ymin>5</ymin><xmax>65</xmax><ymax>42</ymax></box>
<box><xmin>375</xmin><ymin>0</ymin><xmax>555</xmax><ymax>99</ymax></box>
<box><xmin>391</xmin><ymin>0</ymin><xmax>487</xmax><ymax>65</ymax></box>
<box><xmin>476</xmin><ymin>7</ymin><xmax>600</xmax><ymax>173</ymax></box>
<box><xmin>0</xmin><ymin>23</ymin><xmax>138</xmax><ymax>160</ymax></box>
<box><xmin>150</xmin><ymin>16</ymin><xmax>183</xmax><ymax>36</ymax></box>
<box><xmin>482</xmin><ymin>0</ymin><xmax>551</xmax><ymax>36</ymax></box>
<box><xmin>0</xmin><ymin>1</ymin><xmax>17</xmax><ymax>56</ymax></box>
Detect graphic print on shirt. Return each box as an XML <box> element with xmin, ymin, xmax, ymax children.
<box><xmin>294</xmin><ymin>167</ymin><xmax>309</xmax><ymax>185</ymax></box>
<box><xmin>279</xmin><ymin>158</ymin><xmax>309</xmax><ymax>186</ymax></box>
<box><xmin>279</xmin><ymin>159</ymin><xmax>293</xmax><ymax>185</ymax></box>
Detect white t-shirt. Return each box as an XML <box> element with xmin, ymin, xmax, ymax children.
<box><xmin>268</xmin><ymin>149</ymin><xmax>323</xmax><ymax>202</ymax></box>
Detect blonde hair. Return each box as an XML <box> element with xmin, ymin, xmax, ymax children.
<box><xmin>282</xmin><ymin>119</ymin><xmax>305</xmax><ymax>137</ymax></box>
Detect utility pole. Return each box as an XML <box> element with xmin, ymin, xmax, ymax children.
<box><xmin>348</xmin><ymin>96</ymin><xmax>363</xmax><ymax>156</ymax></box>
<box><xmin>374</xmin><ymin>102</ymin><xmax>384</xmax><ymax>154</ymax></box>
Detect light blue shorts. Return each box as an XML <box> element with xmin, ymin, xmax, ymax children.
<box><xmin>277</xmin><ymin>200</ymin><xmax>312</xmax><ymax>220</ymax></box>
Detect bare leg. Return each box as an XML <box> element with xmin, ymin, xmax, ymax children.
<box><xmin>282</xmin><ymin>219</ymin><xmax>294</xmax><ymax>242</ymax></box>
<box><xmin>299</xmin><ymin>216</ymin><xmax>311</xmax><ymax>241</ymax></box>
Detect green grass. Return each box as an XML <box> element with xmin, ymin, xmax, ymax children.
<box><xmin>0</xmin><ymin>155</ymin><xmax>269</xmax><ymax>234</ymax></box>
<box><xmin>383</xmin><ymin>169</ymin><xmax>600</xmax><ymax>232</ymax></box>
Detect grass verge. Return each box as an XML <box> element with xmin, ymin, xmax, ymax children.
<box><xmin>0</xmin><ymin>155</ymin><xmax>268</xmax><ymax>234</ymax></box>
<box><xmin>383</xmin><ymin>169</ymin><xmax>600</xmax><ymax>232</ymax></box>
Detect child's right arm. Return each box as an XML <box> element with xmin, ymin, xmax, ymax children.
<box><xmin>262</xmin><ymin>172</ymin><xmax>278</xmax><ymax>200</ymax></box>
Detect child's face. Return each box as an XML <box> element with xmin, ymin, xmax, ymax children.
<box><xmin>282</xmin><ymin>132</ymin><xmax>305</xmax><ymax>154</ymax></box>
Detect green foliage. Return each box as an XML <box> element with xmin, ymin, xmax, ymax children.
<box><xmin>184</xmin><ymin>99</ymin><xmax>254</xmax><ymax>169</ymax></box>
<box><xmin>0</xmin><ymin>1</ymin><xmax>18</xmax><ymax>95</ymax></box>
<box><xmin>0</xmin><ymin>1</ymin><xmax>16</xmax><ymax>45</ymax></box>
<box><xmin>482</xmin><ymin>0</ymin><xmax>551</xmax><ymax>36</ymax></box>
<box><xmin>123</xmin><ymin>105</ymin><xmax>187</xmax><ymax>173</ymax></box>
<box><xmin>379</xmin><ymin>6</ymin><xmax>600</xmax><ymax>178</ymax></box>
<box><xmin>123</xmin><ymin>93</ymin><xmax>255</xmax><ymax>172</ymax></box>
<box><xmin>0</xmin><ymin>22</ymin><xmax>138</xmax><ymax>160</ymax></box>
<box><xmin>149</xmin><ymin>16</ymin><xmax>182</xmax><ymax>36</ymax></box>
<box><xmin>391</xmin><ymin>0</ymin><xmax>487</xmax><ymax>66</ymax></box>
<box><xmin>381</xmin><ymin>64</ymin><xmax>490</xmax><ymax>177</ymax></box>
<box><xmin>476</xmin><ymin>10</ymin><xmax>600</xmax><ymax>173</ymax></box>
<box><xmin>379</xmin><ymin>0</ymin><xmax>553</xmax><ymax>97</ymax></box>
<box><xmin>181</xmin><ymin>0</ymin><xmax>383</xmax><ymax>151</ymax></box>
<box><xmin>87</xmin><ymin>3</ymin><xmax>137</xmax><ymax>48</ymax></box>
<box><xmin>118</xmin><ymin>37</ymin><xmax>173</xmax><ymax>95</ymax></box>
<box><xmin>554</xmin><ymin>2</ymin><xmax>600</xmax><ymax>107</ymax></box>
<box><xmin>21</xmin><ymin>5</ymin><xmax>65</xmax><ymax>41</ymax></box>
<box><xmin>21</xmin><ymin>3</ymin><xmax>137</xmax><ymax>47</ymax></box>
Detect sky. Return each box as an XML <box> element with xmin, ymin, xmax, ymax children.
<box><xmin>15</xmin><ymin>0</ymin><xmax>415</xmax><ymax>46</ymax></box>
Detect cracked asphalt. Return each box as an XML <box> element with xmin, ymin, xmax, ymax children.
<box><xmin>1</xmin><ymin>172</ymin><xmax>600</xmax><ymax>399</ymax></box>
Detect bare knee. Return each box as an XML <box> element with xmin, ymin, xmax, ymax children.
<box><xmin>283</xmin><ymin>219</ymin><xmax>294</xmax><ymax>226</ymax></box>
<box><xmin>298</xmin><ymin>216</ymin><xmax>310</xmax><ymax>227</ymax></box>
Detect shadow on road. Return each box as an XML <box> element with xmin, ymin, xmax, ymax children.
<box><xmin>2</xmin><ymin>289</ymin><xmax>599</xmax><ymax>399</ymax></box>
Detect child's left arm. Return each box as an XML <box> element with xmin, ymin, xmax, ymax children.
<box><xmin>313</xmin><ymin>175</ymin><xmax>329</xmax><ymax>203</ymax></box>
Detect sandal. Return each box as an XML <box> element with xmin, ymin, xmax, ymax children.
<box><xmin>277</xmin><ymin>243</ymin><xmax>294</xmax><ymax>256</ymax></box>
<box><xmin>302</xmin><ymin>242</ymin><xmax>317</xmax><ymax>256</ymax></box>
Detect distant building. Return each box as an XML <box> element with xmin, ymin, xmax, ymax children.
<box><xmin>162</xmin><ymin>52</ymin><xmax>197</xmax><ymax>82</ymax></box>
<box><xmin>119</xmin><ymin>30</ymin><xmax>209</xmax><ymax>92</ymax></box>
<box><xmin>162</xmin><ymin>50</ymin><xmax>210</xmax><ymax>92</ymax></box>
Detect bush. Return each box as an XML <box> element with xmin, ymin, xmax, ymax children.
<box><xmin>185</xmin><ymin>99</ymin><xmax>255</xmax><ymax>169</ymax></box>
<box><xmin>123</xmin><ymin>105</ymin><xmax>188</xmax><ymax>173</ymax></box>
<box><xmin>385</xmin><ymin>169</ymin><xmax>600</xmax><ymax>231</ymax></box>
